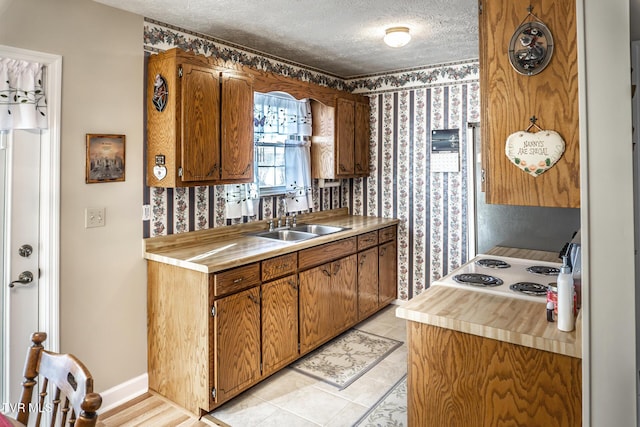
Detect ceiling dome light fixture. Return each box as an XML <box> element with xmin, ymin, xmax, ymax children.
<box><xmin>384</xmin><ymin>26</ymin><xmax>411</xmax><ymax>48</ymax></box>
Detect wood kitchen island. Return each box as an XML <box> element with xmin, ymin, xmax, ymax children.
<box><xmin>396</xmin><ymin>247</ymin><xmax>582</xmax><ymax>427</ymax></box>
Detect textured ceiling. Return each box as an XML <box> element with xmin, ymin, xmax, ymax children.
<box><xmin>93</xmin><ymin>0</ymin><xmax>479</xmax><ymax>78</ymax></box>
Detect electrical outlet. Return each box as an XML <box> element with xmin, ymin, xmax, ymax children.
<box><xmin>85</xmin><ymin>207</ymin><xmax>105</xmax><ymax>228</ymax></box>
<box><xmin>142</xmin><ymin>204</ymin><xmax>151</xmax><ymax>221</ymax></box>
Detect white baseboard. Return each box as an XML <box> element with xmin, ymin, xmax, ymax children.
<box><xmin>97</xmin><ymin>373</ymin><xmax>148</xmax><ymax>414</ymax></box>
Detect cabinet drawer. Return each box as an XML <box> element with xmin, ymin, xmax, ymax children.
<box><xmin>379</xmin><ymin>226</ymin><xmax>397</xmax><ymax>243</ymax></box>
<box><xmin>262</xmin><ymin>253</ymin><xmax>298</xmax><ymax>282</ymax></box>
<box><xmin>211</xmin><ymin>263</ymin><xmax>260</xmax><ymax>297</ymax></box>
<box><xmin>357</xmin><ymin>231</ymin><xmax>378</xmax><ymax>251</ymax></box>
<box><xmin>298</xmin><ymin>237</ymin><xmax>357</xmax><ymax>270</ymax></box>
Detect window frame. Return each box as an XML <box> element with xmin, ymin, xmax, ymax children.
<box><xmin>255</xmin><ymin>141</ymin><xmax>287</xmax><ymax>196</ymax></box>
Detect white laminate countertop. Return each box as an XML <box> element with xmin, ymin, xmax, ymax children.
<box><xmin>143</xmin><ymin>208</ymin><xmax>399</xmax><ymax>273</ymax></box>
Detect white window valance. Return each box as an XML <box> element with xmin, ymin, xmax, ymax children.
<box><xmin>0</xmin><ymin>57</ymin><xmax>48</xmax><ymax>131</ymax></box>
<box><xmin>254</xmin><ymin>92</ymin><xmax>312</xmax><ymax>137</ymax></box>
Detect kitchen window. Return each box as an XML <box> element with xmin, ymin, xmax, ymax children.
<box><xmin>225</xmin><ymin>91</ymin><xmax>313</xmax><ymax>219</ymax></box>
<box><xmin>254</xmin><ymin>91</ymin><xmax>312</xmax><ymax>194</ymax></box>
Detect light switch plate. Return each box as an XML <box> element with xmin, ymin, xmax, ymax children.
<box><xmin>85</xmin><ymin>207</ymin><xmax>105</xmax><ymax>228</ymax></box>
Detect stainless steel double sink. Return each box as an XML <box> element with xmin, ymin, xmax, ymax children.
<box><xmin>252</xmin><ymin>224</ymin><xmax>350</xmax><ymax>242</ymax></box>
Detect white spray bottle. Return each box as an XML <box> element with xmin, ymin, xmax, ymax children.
<box><xmin>557</xmin><ymin>255</ymin><xmax>575</xmax><ymax>332</ymax></box>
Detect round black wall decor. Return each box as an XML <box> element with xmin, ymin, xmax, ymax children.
<box><xmin>508</xmin><ymin>20</ymin><xmax>554</xmax><ymax>76</ymax></box>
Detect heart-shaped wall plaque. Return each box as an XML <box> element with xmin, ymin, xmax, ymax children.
<box><xmin>153</xmin><ymin>165</ymin><xmax>167</xmax><ymax>181</ymax></box>
<box><xmin>505</xmin><ymin>130</ymin><xmax>565</xmax><ymax>177</ymax></box>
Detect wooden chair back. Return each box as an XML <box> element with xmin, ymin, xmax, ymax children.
<box><xmin>15</xmin><ymin>332</ymin><xmax>102</xmax><ymax>427</ymax></box>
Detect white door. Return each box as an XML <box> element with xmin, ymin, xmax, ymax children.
<box><xmin>0</xmin><ymin>45</ymin><xmax>61</xmax><ymax>413</ymax></box>
<box><xmin>1</xmin><ymin>130</ymin><xmax>41</xmax><ymax>407</ymax></box>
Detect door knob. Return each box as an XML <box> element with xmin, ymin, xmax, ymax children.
<box><xmin>9</xmin><ymin>271</ymin><xmax>34</xmax><ymax>288</ymax></box>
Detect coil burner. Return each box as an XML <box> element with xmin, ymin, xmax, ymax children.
<box><xmin>509</xmin><ymin>282</ymin><xmax>548</xmax><ymax>296</ymax></box>
<box><xmin>475</xmin><ymin>258</ymin><xmax>511</xmax><ymax>269</ymax></box>
<box><xmin>453</xmin><ymin>273</ymin><xmax>504</xmax><ymax>287</ymax></box>
<box><xmin>526</xmin><ymin>265</ymin><xmax>560</xmax><ymax>276</ymax></box>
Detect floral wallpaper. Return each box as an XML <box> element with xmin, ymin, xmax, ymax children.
<box><xmin>143</xmin><ymin>20</ymin><xmax>480</xmax><ymax>300</ymax></box>
<box><xmin>144</xmin><ymin>19</ymin><xmax>346</xmax><ymax>90</ymax></box>
<box><xmin>346</xmin><ymin>61</ymin><xmax>479</xmax><ymax>94</ymax></box>
<box><xmin>352</xmin><ymin>84</ymin><xmax>480</xmax><ymax>300</ymax></box>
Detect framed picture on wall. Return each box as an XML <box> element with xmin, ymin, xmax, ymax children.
<box><xmin>85</xmin><ymin>134</ymin><xmax>126</xmax><ymax>183</ymax></box>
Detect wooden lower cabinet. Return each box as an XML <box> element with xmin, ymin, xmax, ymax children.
<box><xmin>332</xmin><ymin>255</ymin><xmax>358</xmax><ymax>331</ymax></box>
<box><xmin>407</xmin><ymin>321</ymin><xmax>582</xmax><ymax>427</ymax></box>
<box><xmin>147</xmin><ymin>225</ymin><xmax>398</xmax><ymax>415</ymax></box>
<box><xmin>299</xmin><ymin>255</ymin><xmax>357</xmax><ymax>353</ymax></box>
<box><xmin>357</xmin><ymin>247</ymin><xmax>379</xmax><ymax>320</ymax></box>
<box><xmin>148</xmin><ymin>262</ymin><xmax>212</xmax><ymax>415</ymax></box>
<box><xmin>378</xmin><ymin>240</ymin><xmax>397</xmax><ymax>306</ymax></box>
<box><xmin>262</xmin><ymin>274</ymin><xmax>298</xmax><ymax>375</ymax></box>
<box><xmin>148</xmin><ymin>261</ymin><xmax>263</xmax><ymax>415</ymax></box>
<box><xmin>299</xmin><ymin>263</ymin><xmax>334</xmax><ymax>353</ymax></box>
<box><xmin>213</xmin><ymin>286</ymin><xmax>261</xmax><ymax>403</ymax></box>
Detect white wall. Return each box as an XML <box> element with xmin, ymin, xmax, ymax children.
<box><xmin>580</xmin><ymin>0</ymin><xmax>637</xmax><ymax>424</ymax></box>
<box><xmin>0</xmin><ymin>0</ymin><xmax>146</xmax><ymax>391</ymax></box>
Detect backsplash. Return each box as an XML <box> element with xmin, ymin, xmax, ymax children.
<box><xmin>144</xmin><ymin>184</ymin><xmax>347</xmax><ymax>236</ymax></box>
<box><xmin>143</xmin><ymin>20</ymin><xmax>479</xmax><ymax>300</ymax></box>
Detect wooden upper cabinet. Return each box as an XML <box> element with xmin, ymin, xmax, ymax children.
<box><xmin>180</xmin><ymin>64</ymin><xmax>221</xmax><ymax>182</ymax></box>
<box><xmin>220</xmin><ymin>71</ymin><xmax>254</xmax><ymax>181</ymax></box>
<box><xmin>336</xmin><ymin>98</ymin><xmax>356</xmax><ymax>176</ymax></box>
<box><xmin>479</xmin><ymin>0</ymin><xmax>579</xmax><ymax>207</ymax></box>
<box><xmin>146</xmin><ymin>48</ymin><xmax>254</xmax><ymax>187</ymax></box>
<box><xmin>354</xmin><ymin>100</ymin><xmax>371</xmax><ymax>176</ymax></box>
<box><xmin>311</xmin><ymin>96</ymin><xmax>371</xmax><ymax>179</ymax></box>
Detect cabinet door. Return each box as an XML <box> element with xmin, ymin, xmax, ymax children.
<box><xmin>220</xmin><ymin>71</ymin><xmax>254</xmax><ymax>182</ymax></box>
<box><xmin>180</xmin><ymin>63</ymin><xmax>221</xmax><ymax>182</ymax></box>
<box><xmin>479</xmin><ymin>0</ymin><xmax>579</xmax><ymax>207</ymax></box>
<box><xmin>354</xmin><ymin>101</ymin><xmax>370</xmax><ymax>176</ymax></box>
<box><xmin>331</xmin><ymin>254</ymin><xmax>358</xmax><ymax>333</ymax></box>
<box><xmin>379</xmin><ymin>241</ymin><xmax>397</xmax><ymax>306</ymax></box>
<box><xmin>262</xmin><ymin>275</ymin><xmax>299</xmax><ymax>375</ymax></box>
<box><xmin>310</xmin><ymin>100</ymin><xmax>336</xmax><ymax>179</ymax></box>
<box><xmin>335</xmin><ymin>97</ymin><xmax>355</xmax><ymax>177</ymax></box>
<box><xmin>213</xmin><ymin>286</ymin><xmax>261</xmax><ymax>403</ymax></box>
<box><xmin>299</xmin><ymin>263</ymin><xmax>334</xmax><ymax>353</ymax></box>
<box><xmin>357</xmin><ymin>248</ymin><xmax>379</xmax><ymax>321</ymax></box>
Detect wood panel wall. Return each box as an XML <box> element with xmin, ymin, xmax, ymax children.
<box><xmin>480</xmin><ymin>0</ymin><xmax>580</xmax><ymax>207</ymax></box>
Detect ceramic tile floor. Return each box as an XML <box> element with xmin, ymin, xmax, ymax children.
<box><xmin>206</xmin><ymin>304</ymin><xmax>407</xmax><ymax>427</ymax></box>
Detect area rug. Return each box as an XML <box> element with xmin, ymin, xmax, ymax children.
<box><xmin>289</xmin><ymin>329</ymin><xmax>402</xmax><ymax>390</ymax></box>
<box><xmin>353</xmin><ymin>374</ymin><xmax>407</xmax><ymax>427</ymax></box>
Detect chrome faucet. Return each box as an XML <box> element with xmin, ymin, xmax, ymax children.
<box><xmin>279</xmin><ymin>197</ymin><xmax>288</xmax><ymax>227</ymax></box>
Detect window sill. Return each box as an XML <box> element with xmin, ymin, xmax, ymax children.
<box><xmin>259</xmin><ymin>187</ymin><xmax>287</xmax><ymax>198</ymax></box>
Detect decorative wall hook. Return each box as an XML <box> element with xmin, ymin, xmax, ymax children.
<box><xmin>525</xmin><ymin>115</ymin><xmax>542</xmax><ymax>132</ymax></box>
